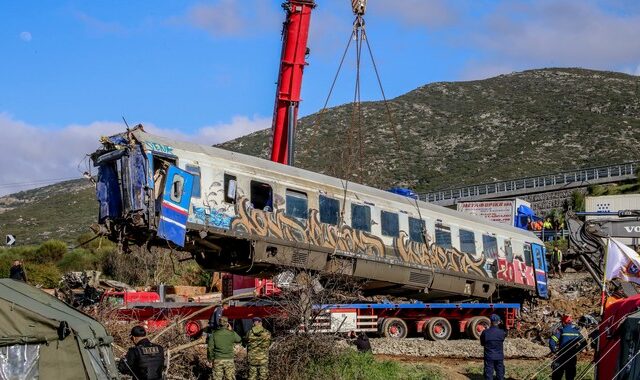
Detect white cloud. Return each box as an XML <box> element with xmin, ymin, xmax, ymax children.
<box><xmin>0</xmin><ymin>113</ymin><xmax>269</xmax><ymax>195</ymax></box>
<box><xmin>369</xmin><ymin>0</ymin><xmax>459</xmax><ymax>29</ymax></box>
<box><xmin>469</xmin><ymin>0</ymin><xmax>640</xmax><ymax>72</ymax></box>
<box><xmin>19</xmin><ymin>32</ymin><xmax>32</xmax><ymax>42</ymax></box>
<box><xmin>175</xmin><ymin>0</ymin><xmax>280</xmax><ymax>38</ymax></box>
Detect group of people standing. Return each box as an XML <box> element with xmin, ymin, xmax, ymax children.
<box><xmin>481</xmin><ymin>313</ymin><xmax>586</xmax><ymax>380</ymax></box>
<box><xmin>118</xmin><ymin>316</ymin><xmax>271</xmax><ymax>380</ymax></box>
<box><xmin>208</xmin><ymin>316</ymin><xmax>271</xmax><ymax>380</ymax></box>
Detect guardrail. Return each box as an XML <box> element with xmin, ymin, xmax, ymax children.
<box><xmin>420</xmin><ymin>161</ymin><xmax>640</xmax><ymax>204</ymax></box>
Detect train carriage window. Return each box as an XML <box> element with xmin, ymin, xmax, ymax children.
<box><xmin>381</xmin><ymin>211</ymin><xmax>399</xmax><ymax>237</ymax></box>
<box><xmin>409</xmin><ymin>217</ymin><xmax>425</xmax><ymax>243</ymax></box>
<box><xmin>185</xmin><ymin>164</ymin><xmax>201</xmax><ymax>198</ymax></box>
<box><xmin>435</xmin><ymin>223</ymin><xmax>452</xmax><ymax>249</ymax></box>
<box><xmin>523</xmin><ymin>244</ymin><xmax>533</xmax><ymax>266</ymax></box>
<box><xmin>319</xmin><ymin>195</ymin><xmax>340</xmax><ymax>225</ymax></box>
<box><xmin>459</xmin><ymin>229</ymin><xmax>476</xmax><ymax>255</ymax></box>
<box><xmin>286</xmin><ymin>189</ymin><xmax>308</xmax><ymax>220</ymax></box>
<box><xmin>223</xmin><ymin>174</ymin><xmax>237</xmax><ymax>204</ymax></box>
<box><xmin>351</xmin><ymin>204</ymin><xmax>371</xmax><ymax>232</ymax></box>
<box><xmin>482</xmin><ymin>234</ymin><xmax>498</xmax><ymax>259</ymax></box>
<box><xmin>170</xmin><ymin>174</ymin><xmax>184</xmax><ymax>203</ymax></box>
<box><xmin>250</xmin><ymin>181</ymin><xmax>273</xmax><ymax>211</ymax></box>
<box><xmin>504</xmin><ymin>239</ymin><xmax>513</xmax><ymax>261</ymax></box>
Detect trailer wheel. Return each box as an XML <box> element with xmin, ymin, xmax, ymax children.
<box><xmin>425</xmin><ymin>317</ymin><xmax>452</xmax><ymax>341</ymax></box>
<box><xmin>466</xmin><ymin>316</ymin><xmax>490</xmax><ymax>340</ymax></box>
<box><xmin>184</xmin><ymin>320</ymin><xmax>204</xmax><ymax>339</ymax></box>
<box><xmin>381</xmin><ymin>317</ymin><xmax>408</xmax><ymax>339</ymax></box>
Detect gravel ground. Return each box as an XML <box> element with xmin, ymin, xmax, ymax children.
<box><xmin>370</xmin><ymin>338</ymin><xmax>549</xmax><ymax>359</ymax></box>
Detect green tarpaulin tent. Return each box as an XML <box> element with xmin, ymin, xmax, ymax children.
<box><xmin>0</xmin><ymin>279</ymin><xmax>119</xmax><ymax>379</ymax></box>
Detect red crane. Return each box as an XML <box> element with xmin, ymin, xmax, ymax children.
<box><xmin>225</xmin><ymin>0</ymin><xmax>316</xmax><ymax>298</ymax></box>
<box><xmin>270</xmin><ymin>0</ymin><xmax>315</xmax><ymax>166</ymax></box>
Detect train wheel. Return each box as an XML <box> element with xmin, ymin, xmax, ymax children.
<box><xmin>426</xmin><ymin>317</ymin><xmax>452</xmax><ymax>341</ymax></box>
<box><xmin>381</xmin><ymin>318</ymin><xmax>408</xmax><ymax>339</ymax></box>
<box><xmin>466</xmin><ymin>316</ymin><xmax>490</xmax><ymax>340</ymax></box>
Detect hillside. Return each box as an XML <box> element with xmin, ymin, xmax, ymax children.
<box><xmin>2</xmin><ymin>68</ymin><xmax>639</xmax><ymax>244</ymax></box>
<box><xmin>220</xmin><ymin>68</ymin><xmax>640</xmax><ymax>191</ymax></box>
<box><xmin>0</xmin><ymin>180</ymin><xmax>95</xmax><ymax>245</ymax></box>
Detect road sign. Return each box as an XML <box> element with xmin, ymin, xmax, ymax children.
<box><xmin>5</xmin><ymin>235</ymin><xmax>15</xmax><ymax>246</ymax></box>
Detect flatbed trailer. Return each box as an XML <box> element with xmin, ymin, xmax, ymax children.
<box><xmin>106</xmin><ymin>298</ymin><xmax>518</xmax><ymax>341</ymax></box>
<box><xmin>308</xmin><ymin>302</ymin><xmax>519</xmax><ymax>340</ymax></box>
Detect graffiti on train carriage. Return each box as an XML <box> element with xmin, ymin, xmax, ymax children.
<box><xmin>227</xmin><ymin>196</ymin><xmax>491</xmax><ymax>278</ymax></box>
<box><xmin>393</xmin><ymin>232</ymin><xmax>488</xmax><ymax>277</ymax></box>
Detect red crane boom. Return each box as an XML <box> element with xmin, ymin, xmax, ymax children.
<box><xmin>270</xmin><ymin>0</ymin><xmax>315</xmax><ymax>165</ymax></box>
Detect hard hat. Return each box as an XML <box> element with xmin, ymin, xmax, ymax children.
<box><xmin>252</xmin><ymin>317</ymin><xmax>262</xmax><ymax>323</ymax></box>
<box><xmin>561</xmin><ymin>314</ymin><xmax>573</xmax><ymax>324</ymax></box>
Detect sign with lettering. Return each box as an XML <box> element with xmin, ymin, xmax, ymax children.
<box><xmin>457</xmin><ymin>201</ymin><xmax>514</xmax><ymax>225</ymax></box>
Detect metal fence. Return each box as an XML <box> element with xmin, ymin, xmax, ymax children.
<box><xmin>420</xmin><ymin>161</ymin><xmax>640</xmax><ymax>204</ymax></box>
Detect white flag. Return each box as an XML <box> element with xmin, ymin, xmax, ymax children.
<box><xmin>605</xmin><ymin>238</ymin><xmax>640</xmax><ymax>284</ymax></box>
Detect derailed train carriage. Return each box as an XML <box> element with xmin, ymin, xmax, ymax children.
<box><xmin>91</xmin><ymin>126</ymin><xmax>549</xmax><ymax>302</ymax></box>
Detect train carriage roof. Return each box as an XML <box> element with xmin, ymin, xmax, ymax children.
<box><xmin>132</xmin><ymin>128</ymin><xmax>540</xmax><ymax>242</ymax></box>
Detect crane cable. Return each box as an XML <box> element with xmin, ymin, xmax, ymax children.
<box><xmin>305</xmin><ymin>2</ymin><xmax>404</xmax><ymax>186</ymax></box>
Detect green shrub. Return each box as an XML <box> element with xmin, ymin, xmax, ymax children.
<box><xmin>57</xmin><ymin>248</ymin><xmax>100</xmax><ymax>272</ymax></box>
<box><xmin>26</xmin><ymin>240</ymin><xmax>68</xmax><ymax>264</ymax></box>
<box><xmin>75</xmin><ymin>232</ymin><xmax>116</xmax><ymax>251</ymax></box>
<box><xmin>23</xmin><ymin>263</ymin><xmax>62</xmax><ymax>288</ymax></box>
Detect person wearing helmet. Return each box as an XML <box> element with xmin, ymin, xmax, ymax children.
<box><xmin>549</xmin><ymin>314</ymin><xmax>586</xmax><ymax>380</ymax></box>
<box><xmin>480</xmin><ymin>314</ymin><xmax>506</xmax><ymax>380</ymax></box>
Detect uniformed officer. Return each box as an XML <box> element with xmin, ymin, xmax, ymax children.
<box><xmin>480</xmin><ymin>314</ymin><xmax>506</xmax><ymax>380</ymax></box>
<box><xmin>117</xmin><ymin>325</ymin><xmax>165</xmax><ymax>380</ymax></box>
<box><xmin>208</xmin><ymin>316</ymin><xmax>242</xmax><ymax>380</ymax></box>
<box><xmin>549</xmin><ymin>314</ymin><xmax>586</xmax><ymax>380</ymax></box>
<box><xmin>245</xmin><ymin>317</ymin><xmax>271</xmax><ymax>380</ymax></box>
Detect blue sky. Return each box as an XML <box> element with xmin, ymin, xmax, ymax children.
<box><xmin>0</xmin><ymin>0</ymin><xmax>639</xmax><ymax>194</ymax></box>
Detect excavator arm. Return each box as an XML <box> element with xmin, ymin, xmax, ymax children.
<box><xmin>566</xmin><ymin>210</ymin><xmax>640</xmax><ymax>297</ymax></box>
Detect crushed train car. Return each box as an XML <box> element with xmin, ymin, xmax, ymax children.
<box><xmin>90</xmin><ymin>126</ymin><xmax>549</xmax><ymax>302</ymax></box>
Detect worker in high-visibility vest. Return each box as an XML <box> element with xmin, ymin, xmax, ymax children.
<box><xmin>548</xmin><ymin>315</ymin><xmax>586</xmax><ymax>380</ymax></box>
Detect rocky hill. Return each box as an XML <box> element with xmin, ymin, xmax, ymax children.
<box><xmin>2</xmin><ymin>68</ymin><xmax>639</xmax><ymax>244</ymax></box>
<box><xmin>0</xmin><ymin>180</ymin><xmax>95</xmax><ymax>245</ymax></box>
<box><xmin>221</xmin><ymin>68</ymin><xmax>640</xmax><ymax>191</ymax></box>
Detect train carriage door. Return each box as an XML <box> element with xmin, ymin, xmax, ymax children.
<box><xmin>158</xmin><ymin>165</ymin><xmax>194</xmax><ymax>247</ymax></box>
<box><xmin>531</xmin><ymin>243</ymin><xmax>549</xmax><ymax>299</ymax></box>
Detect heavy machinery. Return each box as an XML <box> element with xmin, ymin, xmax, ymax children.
<box><xmin>88</xmin><ymin>0</ymin><xmax>550</xmax><ymax>341</ymax></box>
<box><xmin>565</xmin><ymin>210</ymin><xmax>640</xmax><ymax>378</ymax></box>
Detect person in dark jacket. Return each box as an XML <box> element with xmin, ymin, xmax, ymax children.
<box><xmin>349</xmin><ymin>331</ymin><xmax>372</xmax><ymax>353</ymax></box>
<box><xmin>118</xmin><ymin>326</ymin><xmax>165</xmax><ymax>380</ymax></box>
<box><xmin>549</xmin><ymin>315</ymin><xmax>586</xmax><ymax>380</ymax></box>
<box><xmin>9</xmin><ymin>260</ymin><xmax>27</xmax><ymax>282</ymax></box>
<box><xmin>480</xmin><ymin>314</ymin><xmax>506</xmax><ymax>380</ymax></box>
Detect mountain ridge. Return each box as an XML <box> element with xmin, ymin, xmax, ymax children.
<box><xmin>2</xmin><ymin>67</ymin><xmax>639</xmax><ymax>244</ymax></box>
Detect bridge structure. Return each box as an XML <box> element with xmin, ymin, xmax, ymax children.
<box><xmin>419</xmin><ymin>161</ymin><xmax>640</xmax><ymax>209</ymax></box>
